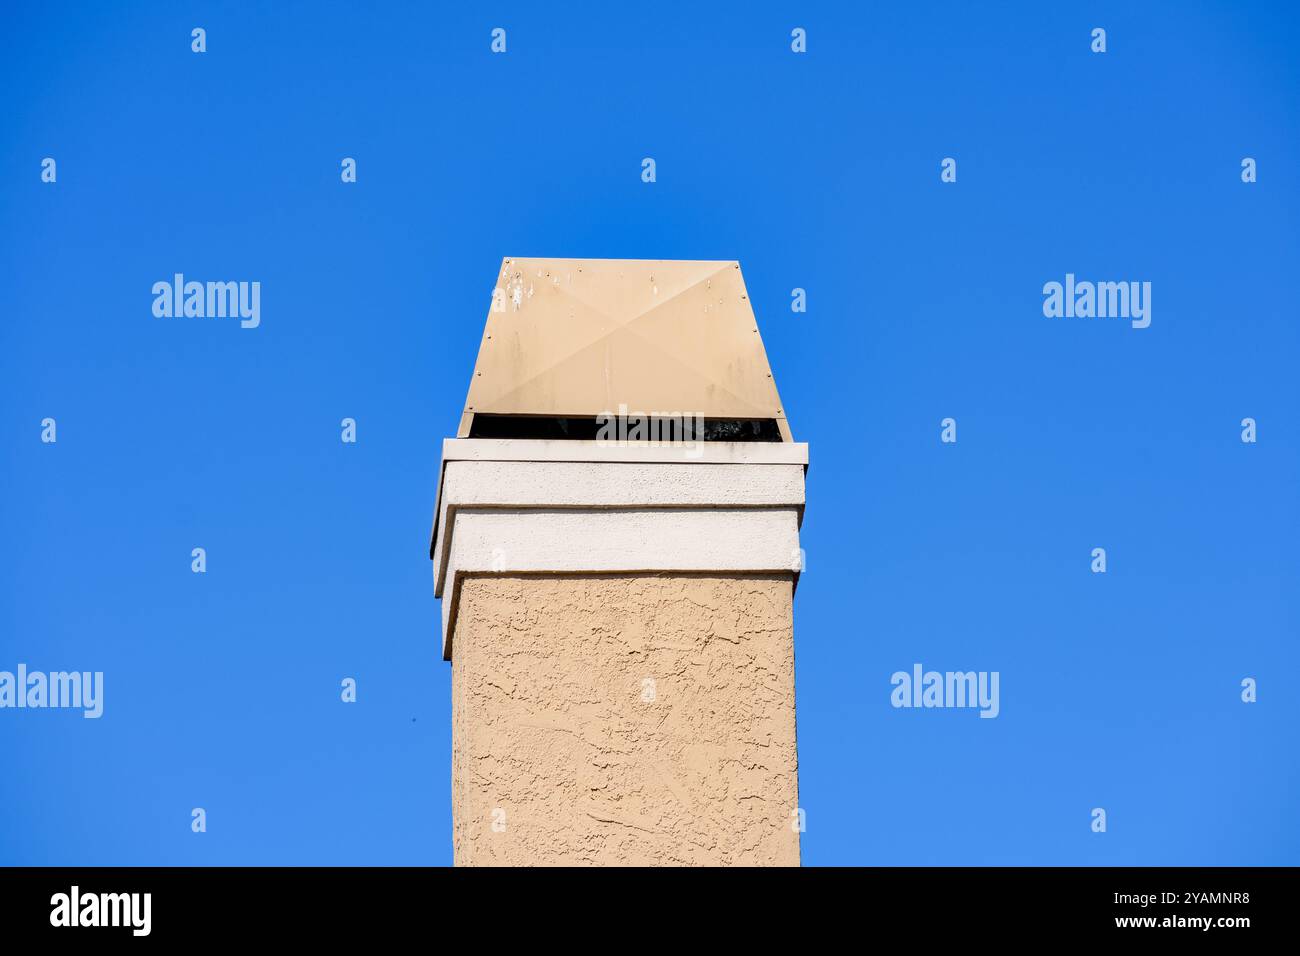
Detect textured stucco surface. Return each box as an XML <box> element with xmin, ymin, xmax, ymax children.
<box><xmin>450</xmin><ymin>573</ymin><xmax>800</xmax><ymax>866</ymax></box>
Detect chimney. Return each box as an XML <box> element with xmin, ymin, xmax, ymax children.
<box><xmin>431</xmin><ymin>257</ymin><xmax>807</xmax><ymax>865</ymax></box>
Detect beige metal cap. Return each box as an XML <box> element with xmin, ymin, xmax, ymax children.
<box><xmin>459</xmin><ymin>257</ymin><xmax>791</xmax><ymax>442</ymax></box>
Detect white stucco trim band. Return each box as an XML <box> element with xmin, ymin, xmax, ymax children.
<box><xmin>431</xmin><ymin>440</ymin><xmax>809</xmax><ymax>661</ymax></box>
<box><xmin>432</xmin><ymin>459</ymin><xmax>806</xmax><ymax>594</ymax></box>
<box><xmin>430</xmin><ymin>439</ymin><xmax>808</xmax><ymax>557</ymax></box>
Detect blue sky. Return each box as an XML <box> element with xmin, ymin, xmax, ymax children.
<box><xmin>1</xmin><ymin>1</ymin><xmax>1296</xmax><ymax>865</ymax></box>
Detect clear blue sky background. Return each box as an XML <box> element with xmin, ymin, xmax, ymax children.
<box><xmin>2</xmin><ymin>1</ymin><xmax>1296</xmax><ymax>866</ymax></box>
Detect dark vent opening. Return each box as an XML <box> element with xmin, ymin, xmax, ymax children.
<box><xmin>467</xmin><ymin>414</ymin><xmax>783</xmax><ymax>443</ymax></box>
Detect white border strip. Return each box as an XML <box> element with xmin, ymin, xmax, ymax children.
<box><xmin>429</xmin><ymin>439</ymin><xmax>809</xmax><ymax>555</ymax></box>
<box><xmin>432</xmin><ymin>459</ymin><xmax>806</xmax><ymax>594</ymax></box>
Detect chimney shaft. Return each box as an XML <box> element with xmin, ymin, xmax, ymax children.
<box><xmin>432</xmin><ymin>259</ymin><xmax>807</xmax><ymax>865</ymax></box>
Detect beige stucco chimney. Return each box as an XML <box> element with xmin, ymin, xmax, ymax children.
<box><xmin>431</xmin><ymin>258</ymin><xmax>807</xmax><ymax>866</ymax></box>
